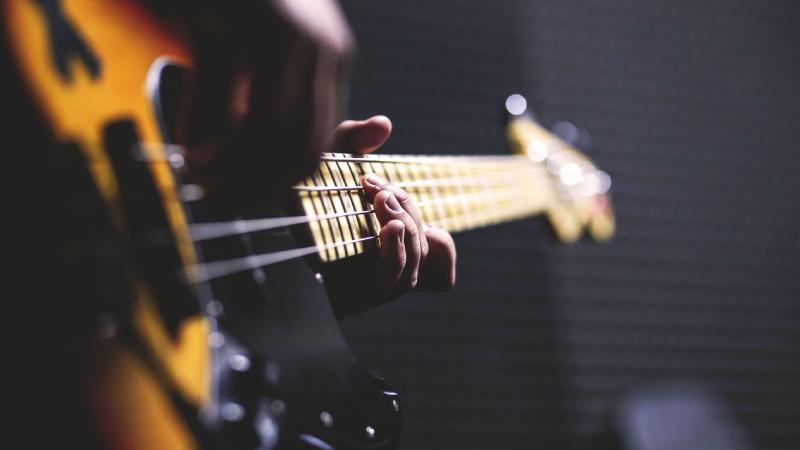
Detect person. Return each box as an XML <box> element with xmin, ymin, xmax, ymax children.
<box><xmin>171</xmin><ymin>2</ymin><xmax>459</xmax><ymax>445</ymax></box>
<box><xmin>178</xmin><ymin>0</ymin><xmax>457</xmax><ymax>311</ymax></box>
<box><xmin>3</xmin><ymin>1</ymin><xmax>456</xmax><ymax>447</ymax></box>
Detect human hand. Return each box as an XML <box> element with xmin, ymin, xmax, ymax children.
<box><xmin>325</xmin><ymin>116</ymin><xmax>456</xmax><ymax>313</ymax></box>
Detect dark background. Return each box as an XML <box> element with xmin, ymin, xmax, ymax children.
<box><xmin>336</xmin><ymin>1</ymin><xmax>800</xmax><ymax>449</ymax></box>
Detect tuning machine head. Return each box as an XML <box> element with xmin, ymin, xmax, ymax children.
<box><xmin>551</xmin><ymin>120</ymin><xmax>593</xmax><ymax>152</ymax></box>
<box><xmin>504</xmin><ymin>94</ymin><xmax>615</xmax><ymax>242</ymax></box>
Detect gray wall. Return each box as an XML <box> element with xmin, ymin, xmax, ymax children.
<box><xmin>338</xmin><ymin>1</ymin><xmax>800</xmax><ymax>449</ymax></box>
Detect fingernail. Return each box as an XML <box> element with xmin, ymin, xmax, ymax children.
<box><xmin>366</xmin><ymin>173</ymin><xmax>387</xmax><ymax>187</ymax></box>
<box><xmin>386</xmin><ymin>193</ymin><xmax>403</xmax><ymax>212</ymax></box>
<box><xmin>397</xmin><ymin>227</ymin><xmax>405</xmax><ymax>245</ymax></box>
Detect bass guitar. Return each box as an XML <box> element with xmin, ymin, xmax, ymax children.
<box><xmin>2</xmin><ymin>0</ymin><xmax>613</xmax><ymax>449</ymax></box>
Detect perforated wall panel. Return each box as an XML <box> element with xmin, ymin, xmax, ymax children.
<box><xmin>337</xmin><ymin>1</ymin><xmax>800</xmax><ymax>449</ymax></box>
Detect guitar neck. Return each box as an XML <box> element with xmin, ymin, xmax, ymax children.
<box><xmin>296</xmin><ymin>153</ymin><xmax>553</xmax><ymax>262</ymax></box>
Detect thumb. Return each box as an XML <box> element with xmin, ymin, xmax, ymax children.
<box><xmin>330</xmin><ymin>115</ymin><xmax>392</xmax><ymax>154</ymax></box>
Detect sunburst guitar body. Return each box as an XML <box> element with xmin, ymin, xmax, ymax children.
<box><xmin>3</xmin><ymin>2</ymin><xmax>407</xmax><ymax>450</ymax></box>
<box><xmin>3</xmin><ymin>1</ymin><xmax>209</xmax><ymax>448</ymax></box>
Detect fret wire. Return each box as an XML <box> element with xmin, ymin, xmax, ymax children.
<box><xmin>415</xmin><ymin>188</ymin><xmax>539</xmax><ymax>210</ymax></box>
<box><xmin>320</xmin><ymin>162</ymin><xmax>352</xmax><ymax>258</ymax></box>
<box><xmin>343</xmin><ymin>156</ymin><xmax>376</xmax><ymax>241</ymax></box>
<box><xmin>382</xmin><ymin>156</ymin><xmax>399</xmax><ymax>184</ymax></box>
<box><xmin>479</xmin><ymin>162</ymin><xmax>497</xmax><ymax>224</ymax></box>
<box><xmin>456</xmin><ymin>158</ymin><xmax>472</xmax><ymax>229</ymax></box>
<box><xmin>303</xmin><ymin>176</ymin><xmax>334</xmax><ymax>261</ymax></box>
<box><xmin>426</xmin><ymin>189</ymin><xmax>545</xmax><ymax>231</ymax></box>
<box><xmin>312</xmin><ymin>169</ymin><xmax>342</xmax><ymax>261</ymax></box>
<box><xmin>366</xmin><ymin>160</ymin><xmax>385</xmax><ymax>236</ymax></box>
<box><xmin>419</xmin><ymin>160</ymin><xmax>442</xmax><ymax>224</ymax></box>
<box><xmin>293</xmin><ymin>184</ymin><xmax>362</xmax><ymax>192</ymax></box>
<box><xmin>429</xmin><ymin>201</ymin><xmax>538</xmax><ymax>231</ymax></box>
<box><xmin>296</xmin><ymin>154</ymin><xmax>556</xmax><ymax>261</ymax></box>
<box><xmin>332</xmin><ymin>156</ymin><xmax>363</xmax><ymax>254</ymax></box>
<box><xmin>397</xmin><ymin>170</ymin><xmax>534</xmax><ymax>188</ymax></box>
<box><xmin>440</xmin><ymin>164</ymin><xmax>454</xmax><ymax>225</ymax></box>
<box><xmin>427</xmin><ymin>158</ymin><xmax>443</xmax><ymax>226</ymax></box>
<box><xmin>336</xmin><ymin>156</ymin><xmax>357</xmax><ymax>240</ymax></box>
<box><xmin>324</xmin><ymin>158</ymin><xmax>351</xmax><ymax>256</ymax></box>
<box><xmin>310</xmin><ymin>169</ymin><xmax>336</xmax><ymax>261</ymax></box>
<box><xmin>440</xmin><ymin>160</ymin><xmax>459</xmax><ymax>229</ymax></box>
<box><xmin>434</xmin><ymin>161</ymin><xmax>450</xmax><ymax>224</ymax></box>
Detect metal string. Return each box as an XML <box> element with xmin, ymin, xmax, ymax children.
<box><xmin>190</xmin><ymin>236</ymin><xmax>377</xmax><ymax>282</ymax></box>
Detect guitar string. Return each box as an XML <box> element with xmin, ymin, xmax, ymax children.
<box><xmin>188</xmin><ymin>194</ymin><xmax>549</xmax><ymax>283</ymax></box>
<box><xmin>188</xmin><ymin>162</ymin><xmax>550</xmax><ymax>278</ymax></box>
<box><xmin>291</xmin><ymin>168</ymin><xmax>547</xmax><ymax>192</ymax></box>
<box><xmin>190</xmin><ymin>236</ymin><xmax>377</xmax><ymax>282</ymax></box>
<box><xmin>133</xmin><ymin>143</ymin><xmax>560</xmax><ymax>172</ymax></box>
<box><xmin>189</xmin><ymin>179</ymin><xmax>548</xmax><ymax>241</ymax></box>
<box><xmin>123</xmin><ymin>145</ymin><xmax>573</xmax><ymax>281</ymax></box>
<box><xmin>190</xmin><ymin>209</ymin><xmax>376</xmax><ymax>241</ymax></box>
<box><xmin>191</xmin><ymin>162</ymin><xmax>545</xmax><ymax>240</ymax></box>
<box><xmin>318</xmin><ymin>154</ymin><xmax>550</xmax><ymax>169</ymax></box>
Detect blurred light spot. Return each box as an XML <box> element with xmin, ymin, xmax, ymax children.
<box><xmin>547</xmin><ymin>151</ymin><xmax>567</xmax><ymax>174</ymax></box>
<box><xmin>552</xmin><ymin>120</ymin><xmax>579</xmax><ymax>144</ymax></box>
<box><xmin>168</xmin><ymin>152</ymin><xmax>185</xmax><ymax>169</ymax></box>
<box><xmin>180</xmin><ymin>184</ymin><xmax>205</xmax><ymax>202</ymax></box>
<box><xmin>595</xmin><ymin>170</ymin><xmax>612</xmax><ymax>193</ymax></box>
<box><xmin>221</xmin><ymin>402</ymin><xmax>245</xmax><ymax>422</ymax></box>
<box><xmin>560</xmin><ymin>162</ymin><xmax>583</xmax><ymax>186</ymax></box>
<box><xmin>208</xmin><ymin>331</ymin><xmax>225</xmax><ymax>348</ymax></box>
<box><xmin>229</xmin><ymin>354</ymin><xmax>251</xmax><ymax>372</ymax></box>
<box><xmin>505</xmin><ymin>94</ymin><xmax>527</xmax><ymax>115</ymax></box>
<box><xmin>527</xmin><ymin>141</ymin><xmax>549</xmax><ymax>162</ymax></box>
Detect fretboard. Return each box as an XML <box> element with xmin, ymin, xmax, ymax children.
<box><xmin>296</xmin><ymin>153</ymin><xmax>552</xmax><ymax>262</ymax></box>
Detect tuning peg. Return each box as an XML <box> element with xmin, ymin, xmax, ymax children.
<box><xmin>504</xmin><ymin>93</ymin><xmax>538</xmax><ymax>122</ymax></box>
<box><xmin>551</xmin><ymin>120</ymin><xmax>593</xmax><ymax>151</ymax></box>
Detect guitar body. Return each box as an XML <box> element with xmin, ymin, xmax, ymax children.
<box><xmin>3</xmin><ymin>1</ymin><xmax>401</xmax><ymax>449</ymax></box>
<box><xmin>3</xmin><ymin>0</ymin><xmax>209</xmax><ymax>448</ymax></box>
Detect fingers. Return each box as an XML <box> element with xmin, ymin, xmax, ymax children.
<box><xmin>330</xmin><ymin>115</ymin><xmax>392</xmax><ymax>154</ymax></box>
<box><xmin>418</xmin><ymin>225</ymin><xmax>457</xmax><ymax>290</ymax></box>
<box><xmin>361</xmin><ymin>174</ymin><xmax>429</xmax><ymax>257</ymax></box>
<box><xmin>376</xmin><ymin>219</ymin><xmax>406</xmax><ymax>291</ymax></box>
<box><xmin>373</xmin><ymin>190</ymin><xmax>421</xmax><ymax>289</ymax></box>
<box><xmin>334</xmin><ymin>115</ymin><xmax>455</xmax><ymax>300</ymax></box>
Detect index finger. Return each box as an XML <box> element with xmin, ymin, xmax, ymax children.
<box><xmin>361</xmin><ymin>173</ymin><xmax>429</xmax><ymax>257</ymax></box>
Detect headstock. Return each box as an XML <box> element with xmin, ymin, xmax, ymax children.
<box><xmin>504</xmin><ymin>94</ymin><xmax>615</xmax><ymax>242</ymax></box>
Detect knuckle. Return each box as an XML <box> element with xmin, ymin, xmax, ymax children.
<box><xmin>374</xmin><ymin>189</ymin><xmax>393</xmax><ymax>205</ymax></box>
<box><xmin>405</xmin><ymin>222</ymin><xmax>420</xmax><ymax>247</ymax></box>
<box><xmin>387</xmin><ymin>184</ymin><xmax>409</xmax><ymax>201</ymax></box>
<box><xmin>421</xmin><ymin>241</ymin><xmax>430</xmax><ymax>258</ymax></box>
